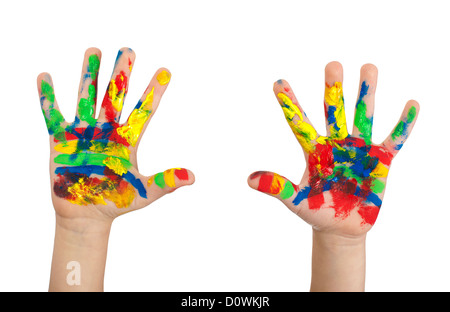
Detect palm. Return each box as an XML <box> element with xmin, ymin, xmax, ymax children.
<box><xmin>249</xmin><ymin>62</ymin><xmax>419</xmax><ymax>236</ymax></box>
<box><xmin>39</xmin><ymin>48</ymin><xmax>193</xmax><ymax>220</ymax></box>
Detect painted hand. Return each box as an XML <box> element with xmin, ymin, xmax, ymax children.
<box><xmin>38</xmin><ymin>48</ymin><xmax>194</xmax><ymax>220</ymax></box>
<box><xmin>248</xmin><ymin>62</ymin><xmax>419</xmax><ymax>236</ymax></box>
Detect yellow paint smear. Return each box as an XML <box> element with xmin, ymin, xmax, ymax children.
<box><xmin>103</xmin><ymin>156</ymin><xmax>128</xmax><ymax>175</ymax></box>
<box><xmin>270</xmin><ymin>173</ymin><xmax>284</xmax><ymax>195</ymax></box>
<box><xmin>370</xmin><ymin>162</ymin><xmax>389</xmax><ymax>178</ymax></box>
<box><xmin>108</xmin><ymin>76</ymin><xmax>125</xmax><ymax>111</ymax></box>
<box><xmin>156</xmin><ymin>70</ymin><xmax>171</xmax><ymax>85</ymax></box>
<box><xmin>116</xmin><ymin>87</ymin><xmax>154</xmax><ymax>146</ymax></box>
<box><xmin>66</xmin><ymin>176</ymin><xmax>135</xmax><ymax>208</ymax></box>
<box><xmin>164</xmin><ymin>169</ymin><xmax>176</xmax><ymax>187</ymax></box>
<box><xmin>278</xmin><ymin>93</ymin><xmax>324</xmax><ymax>152</ymax></box>
<box><xmin>324</xmin><ymin>82</ymin><xmax>348</xmax><ymax>139</ymax></box>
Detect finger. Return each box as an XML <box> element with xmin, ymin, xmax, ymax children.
<box><xmin>248</xmin><ymin>171</ymin><xmax>304</xmax><ymax>204</ymax></box>
<box><xmin>75</xmin><ymin>47</ymin><xmax>102</xmax><ymax>127</ymax></box>
<box><xmin>138</xmin><ymin>168</ymin><xmax>195</xmax><ymax>207</ymax></box>
<box><xmin>37</xmin><ymin>72</ymin><xmax>68</xmax><ymax>142</ymax></box>
<box><xmin>381</xmin><ymin>100</ymin><xmax>420</xmax><ymax>156</ymax></box>
<box><xmin>98</xmin><ymin>47</ymin><xmax>136</xmax><ymax>123</ymax></box>
<box><xmin>273</xmin><ymin>79</ymin><xmax>322</xmax><ymax>153</ymax></box>
<box><xmin>116</xmin><ymin>68</ymin><xmax>171</xmax><ymax>147</ymax></box>
<box><xmin>352</xmin><ymin>64</ymin><xmax>378</xmax><ymax>145</ymax></box>
<box><xmin>323</xmin><ymin>61</ymin><xmax>348</xmax><ymax>139</ymax></box>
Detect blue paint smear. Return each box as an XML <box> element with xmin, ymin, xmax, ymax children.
<box><xmin>114</xmin><ymin>50</ymin><xmax>123</xmax><ymax>67</ymax></box>
<box><xmin>366</xmin><ymin>192</ymin><xmax>382</xmax><ymax>207</ymax></box>
<box><xmin>357</xmin><ymin>81</ymin><xmax>369</xmax><ymax>103</ymax></box>
<box><xmin>55</xmin><ymin>165</ymin><xmax>147</xmax><ymax>198</ymax></box>
<box><xmin>134</xmin><ymin>99</ymin><xmax>143</xmax><ymax>110</ymax></box>
<box><xmin>327</xmin><ymin>105</ymin><xmax>337</xmax><ymax>126</ymax></box>
<box><xmin>394</xmin><ymin>143</ymin><xmax>403</xmax><ymax>150</ymax></box>
<box><xmin>292</xmin><ymin>186</ymin><xmax>311</xmax><ymax>205</ymax></box>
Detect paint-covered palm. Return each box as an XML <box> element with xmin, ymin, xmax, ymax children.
<box><xmin>38</xmin><ymin>48</ymin><xmax>194</xmax><ymax>220</ymax></box>
<box><xmin>248</xmin><ymin>63</ymin><xmax>419</xmax><ymax>236</ymax></box>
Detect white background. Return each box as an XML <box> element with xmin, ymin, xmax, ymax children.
<box><xmin>0</xmin><ymin>0</ymin><xmax>448</xmax><ymax>292</ymax></box>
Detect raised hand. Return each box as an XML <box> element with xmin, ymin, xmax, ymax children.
<box><xmin>248</xmin><ymin>62</ymin><xmax>419</xmax><ymax>237</ymax></box>
<box><xmin>38</xmin><ymin>47</ymin><xmax>194</xmax><ymax>221</ymax></box>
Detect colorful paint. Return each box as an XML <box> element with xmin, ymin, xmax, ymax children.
<box><xmin>77</xmin><ymin>54</ymin><xmax>100</xmax><ymax>127</ymax></box>
<box><xmin>391</xmin><ymin>106</ymin><xmax>416</xmax><ymax>150</ymax></box>
<box><xmin>252</xmin><ymin>81</ymin><xmax>416</xmax><ymax>226</ymax></box>
<box><xmin>147</xmin><ymin>168</ymin><xmax>189</xmax><ymax>189</ymax></box>
<box><xmin>156</xmin><ymin>70</ymin><xmax>171</xmax><ymax>85</ymax></box>
<box><xmin>39</xmin><ymin>50</ymin><xmax>163</xmax><ymax>208</ymax></box>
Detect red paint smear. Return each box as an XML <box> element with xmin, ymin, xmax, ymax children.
<box><xmin>102</xmin><ymin>94</ymin><xmax>116</xmax><ymax>122</ymax></box>
<box><xmin>357</xmin><ymin>206</ymin><xmax>379</xmax><ymax>226</ymax></box>
<box><xmin>324</xmin><ymin>102</ymin><xmax>328</xmax><ymax>120</ymax></box>
<box><xmin>114</xmin><ymin>71</ymin><xmax>127</xmax><ymax>92</ymax></box>
<box><xmin>174</xmin><ymin>168</ymin><xmax>189</xmax><ymax>181</ymax></box>
<box><xmin>257</xmin><ymin>173</ymin><xmax>274</xmax><ymax>193</ymax></box>
<box><xmin>308</xmin><ymin>193</ymin><xmax>325</xmax><ymax>210</ymax></box>
<box><xmin>330</xmin><ymin>190</ymin><xmax>361</xmax><ymax>220</ymax></box>
<box><xmin>369</xmin><ymin>145</ymin><xmax>393</xmax><ymax>166</ymax></box>
<box><xmin>100</xmin><ymin>71</ymin><xmax>128</xmax><ymax>122</ymax></box>
<box><xmin>284</xmin><ymin>87</ymin><xmax>290</xmax><ymax>92</ymax></box>
<box><xmin>308</xmin><ymin>143</ymin><xmax>334</xmax><ymax>179</ymax></box>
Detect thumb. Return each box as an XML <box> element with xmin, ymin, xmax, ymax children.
<box><xmin>141</xmin><ymin>168</ymin><xmax>195</xmax><ymax>205</ymax></box>
<box><xmin>248</xmin><ymin>171</ymin><xmax>300</xmax><ymax>203</ymax></box>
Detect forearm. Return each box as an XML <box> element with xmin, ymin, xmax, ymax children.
<box><xmin>310</xmin><ymin>230</ymin><xmax>366</xmax><ymax>292</ymax></box>
<box><xmin>49</xmin><ymin>216</ymin><xmax>112</xmax><ymax>292</ymax></box>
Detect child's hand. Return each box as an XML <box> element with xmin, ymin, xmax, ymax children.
<box><xmin>38</xmin><ymin>47</ymin><xmax>195</xmax><ymax>225</ymax></box>
<box><xmin>248</xmin><ymin>62</ymin><xmax>419</xmax><ymax>237</ymax></box>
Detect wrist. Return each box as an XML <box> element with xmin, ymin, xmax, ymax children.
<box><xmin>312</xmin><ymin>229</ymin><xmax>366</xmax><ymax>250</ymax></box>
<box><xmin>310</xmin><ymin>229</ymin><xmax>366</xmax><ymax>292</ymax></box>
<box><xmin>54</xmin><ymin>213</ymin><xmax>113</xmax><ymax>238</ymax></box>
<box><xmin>49</xmin><ymin>215</ymin><xmax>112</xmax><ymax>291</ymax></box>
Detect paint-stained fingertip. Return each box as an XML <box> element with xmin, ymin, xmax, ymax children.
<box><xmin>37</xmin><ymin>72</ymin><xmax>52</xmax><ymax>85</ymax></box>
<box><xmin>247</xmin><ymin>171</ymin><xmax>299</xmax><ymax>201</ymax></box>
<box><xmin>119</xmin><ymin>46</ymin><xmax>135</xmax><ymax>54</ymax></box>
<box><xmin>247</xmin><ymin>171</ymin><xmax>266</xmax><ymax>189</ymax></box>
<box><xmin>155</xmin><ymin>67</ymin><xmax>172</xmax><ymax>86</ymax></box>
<box><xmin>403</xmin><ymin>100</ymin><xmax>420</xmax><ymax>125</ymax></box>
<box><xmin>273</xmin><ymin>79</ymin><xmax>288</xmax><ymax>92</ymax></box>
<box><xmin>406</xmin><ymin>99</ymin><xmax>420</xmax><ymax>112</ymax></box>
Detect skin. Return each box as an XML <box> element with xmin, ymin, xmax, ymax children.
<box><xmin>247</xmin><ymin>62</ymin><xmax>419</xmax><ymax>291</ymax></box>
<box><xmin>38</xmin><ymin>47</ymin><xmax>195</xmax><ymax>291</ymax></box>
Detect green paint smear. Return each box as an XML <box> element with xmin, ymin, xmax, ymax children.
<box><xmin>354</xmin><ymin>100</ymin><xmax>373</xmax><ymax>145</ymax></box>
<box><xmin>391</xmin><ymin>120</ymin><xmax>405</xmax><ymax>141</ymax></box>
<box><xmin>88</xmin><ymin>54</ymin><xmax>100</xmax><ymax>81</ymax></box>
<box><xmin>41</xmin><ymin>80</ymin><xmax>67</xmax><ymax>142</ymax></box>
<box><xmin>41</xmin><ymin>80</ymin><xmax>55</xmax><ymax>103</ymax></box>
<box><xmin>407</xmin><ymin>106</ymin><xmax>416</xmax><ymax>123</ymax></box>
<box><xmin>280</xmin><ymin>180</ymin><xmax>294</xmax><ymax>199</ymax></box>
<box><xmin>78</xmin><ymin>84</ymin><xmax>97</xmax><ymax>126</ymax></box>
<box><xmin>371</xmin><ymin>179</ymin><xmax>385</xmax><ymax>194</ymax></box>
<box><xmin>154</xmin><ymin>172</ymin><xmax>166</xmax><ymax>188</ymax></box>
<box><xmin>76</xmin><ymin>54</ymin><xmax>100</xmax><ymax>126</ymax></box>
<box><xmin>54</xmin><ymin>153</ymin><xmax>132</xmax><ymax>169</ymax></box>
<box><xmin>331</xmin><ymin>165</ymin><xmax>363</xmax><ymax>184</ymax></box>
